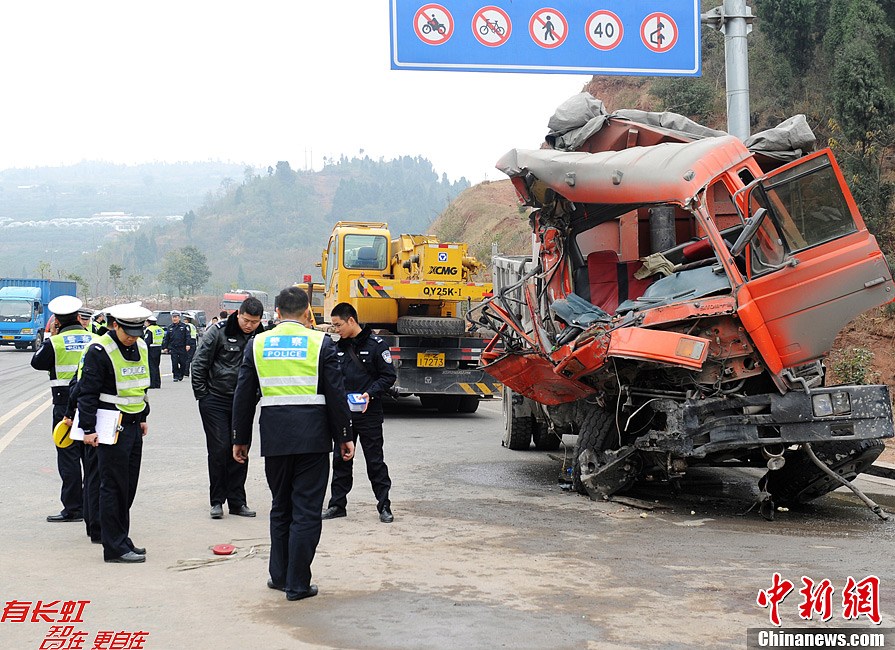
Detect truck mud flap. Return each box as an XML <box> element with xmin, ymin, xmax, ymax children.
<box><xmin>482</xmin><ymin>352</ymin><xmax>596</xmax><ymax>406</ymax></box>
<box><xmin>395</xmin><ymin>367</ymin><xmax>502</xmax><ymax>396</ymax></box>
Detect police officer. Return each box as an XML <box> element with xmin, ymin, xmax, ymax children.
<box><xmin>232</xmin><ymin>286</ymin><xmax>354</xmax><ymax>601</ymax></box>
<box><xmin>31</xmin><ymin>295</ymin><xmax>93</xmax><ymax>523</ymax></box>
<box><xmin>322</xmin><ymin>302</ymin><xmax>397</xmax><ymax>523</ymax></box>
<box><xmin>90</xmin><ymin>311</ymin><xmax>107</xmax><ymax>335</ymax></box>
<box><xmin>143</xmin><ymin>316</ymin><xmax>164</xmax><ymax>389</ymax></box>
<box><xmin>183</xmin><ymin>314</ymin><xmax>198</xmax><ymax>376</ymax></box>
<box><xmin>191</xmin><ymin>297</ymin><xmax>264</xmax><ymax>519</ymax></box>
<box><xmin>78</xmin><ymin>303</ymin><xmax>152</xmax><ymax>564</ymax></box>
<box><xmin>161</xmin><ymin>310</ymin><xmax>191</xmax><ymax>382</ymax></box>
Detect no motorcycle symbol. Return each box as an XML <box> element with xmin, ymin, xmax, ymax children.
<box><xmin>415</xmin><ymin>3</ymin><xmax>453</xmax><ymax>45</ymax></box>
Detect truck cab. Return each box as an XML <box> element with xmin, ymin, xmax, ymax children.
<box><xmin>0</xmin><ymin>286</ymin><xmax>45</xmax><ymax>351</ymax></box>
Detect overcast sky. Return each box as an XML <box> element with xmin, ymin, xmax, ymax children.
<box><xmin>0</xmin><ymin>1</ymin><xmax>591</xmax><ymax>184</ymax></box>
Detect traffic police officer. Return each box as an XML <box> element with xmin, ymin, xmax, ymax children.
<box><xmin>322</xmin><ymin>302</ymin><xmax>397</xmax><ymax>523</ymax></box>
<box><xmin>31</xmin><ymin>295</ymin><xmax>93</xmax><ymax>523</ymax></box>
<box><xmin>232</xmin><ymin>286</ymin><xmax>354</xmax><ymax>601</ymax></box>
<box><xmin>143</xmin><ymin>315</ymin><xmax>164</xmax><ymax>389</ymax></box>
<box><xmin>78</xmin><ymin>303</ymin><xmax>153</xmax><ymax>563</ymax></box>
<box><xmin>183</xmin><ymin>314</ymin><xmax>198</xmax><ymax>376</ymax></box>
<box><xmin>161</xmin><ymin>310</ymin><xmax>191</xmax><ymax>381</ymax></box>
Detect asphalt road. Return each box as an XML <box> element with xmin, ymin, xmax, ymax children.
<box><xmin>2</xmin><ymin>345</ymin><xmax>894</xmax><ymax>650</ymax></box>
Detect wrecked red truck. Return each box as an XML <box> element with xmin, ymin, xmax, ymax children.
<box><xmin>474</xmin><ymin>95</ymin><xmax>895</xmax><ymax>518</ymax></box>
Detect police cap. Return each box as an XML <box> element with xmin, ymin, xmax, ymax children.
<box><xmin>48</xmin><ymin>295</ymin><xmax>83</xmax><ymax>316</ymax></box>
<box><xmin>107</xmin><ymin>303</ymin><xmax>152</xmax><ymax>337</ymax></box>
<box><xmin>171</xmin><ymin>310</ymin><xmax>182</xmax><ymax>317</ymax></box>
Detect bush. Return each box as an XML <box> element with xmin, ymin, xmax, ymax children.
<box><xmin>830</xmin><ymin>347</ymin><xmax>880</xmax><ymax>385</ymax></box>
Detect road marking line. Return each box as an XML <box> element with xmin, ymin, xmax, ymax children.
<box><xmin>0</xmin><ymin>396</ymin><xmax>52</xmax><ymax>455</ymax></box>
<box><xmin>0</xmin><ymin>390</ymin><xmax>47</xmax><ymax>429</ymax></box>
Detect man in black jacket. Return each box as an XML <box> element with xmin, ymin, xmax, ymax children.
<box><xmin>322</xmin><ymin>302</ymin><xmax>398</xmax><ymax>523</ymax></box>
<box><xmin>232</xmin><ymin>286</ymin><xmax>354</xmax><ymax>601</ymax></box>
<box><xmin>191</xmin><ymin>297</ymin><xmax>264</xmax><ymax>519</ymax></box>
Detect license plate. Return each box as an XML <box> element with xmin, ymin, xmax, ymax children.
<box><xmin>2</xmin><ymin>336</ymin><xmax>13</xmax><ymax>340</ymax></box>
<box><xmin>417</xmin><ymin>352</ymin><xmax>445</xmax><ymax>368</ymax></box>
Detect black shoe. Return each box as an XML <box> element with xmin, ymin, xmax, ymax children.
<box><xmin>286</xmin><ymin>585</ymin><xmax>318</xmax><ymax>601</ymax></box>
<box><xmin>267</xmin><ymin>579</ymin><xmax>285</xmax><ymax>592</ymax></box>
<box><xmin>229</xmin><ymin>505</ymin><xmax>256</xmax><ymax>517</ymax></box>
<box><xmin>321</xmin><ymin>506</ymin><xmax>346</xmax><ymax>520</ymax></box>
<box><xmin>105</xmin><ymin>551</ymin><xmax>145</xmax><ymax>564</ymax></box>
<box><xmin>47</xmin><ymin>512</ymin><xmax>83</xmax><ymax>523</ymax></box>
<box><xmin>210</xmin><ymin>504</ymin><xmax>223</xmax><ymax>519</ymax></box>
<box><xmin>131</xmin><ymin>547</ymin><xmax>146</xmax><ymax>555</ymax></box>
<box><xmin>90</xmin><ymin>537</ymin><xmax>102</xmax><ymax>544</ymax></box>
<box><xmin>379</xmin><ymin>507</ymin><xmax>394</xmax><ymax>524</ymax></box>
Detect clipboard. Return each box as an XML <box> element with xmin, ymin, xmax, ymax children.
<box><xmin>71</xmin><ymin>409</ymin><xmax>122</xmax><ymax>445</ymax></box>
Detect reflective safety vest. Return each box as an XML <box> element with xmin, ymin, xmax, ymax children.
<box><xmin>148</xmin><ymin>325</ymin><xmax>165</xmax><ymax>346</ymax></box>
<box><xmin>96</xmin><ymin>333</ymin><xmax>150</xmax><ymax>414</ymax></box>
<box><xmin>253</xmin><ymin>321</ymin><xmax>325</xmax><ymax>408</ymax></box>
<box><xmin>49</xmin><ymin>328</ymin><xmax>95</xmax><ymax>387</ymax></box>
<box><xmin>187</xmin><ymin>323</ymin><xmax>197</xmax><ymax>339</ymax></box>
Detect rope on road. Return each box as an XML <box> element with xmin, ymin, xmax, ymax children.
<box><xmin>168</xmin><ymin>537</ymin><xmax>270</xmax><ymax>571</ymax></box>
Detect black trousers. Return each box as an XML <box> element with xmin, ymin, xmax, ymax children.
<box><xmin>147</xmin><ymin>346</ymin><xmax>162</xmax><ymax>389</ymax></box>
<box><xmin>170</xmin><ymin>349</ymin><xmax>187</xmax><ymax>380</ymax></box>
<box><xmin>52</xmin><ymin>404</ymin><xmax>83</xmax><ymax>517</ymax></box>
<box><xmin>198</xmin><ymin>393</ymin><xmax>248</xmax><ymax>508</ymax></box>
<box><xmin>265</xmin><ymin>453</ymin><xmax>329</xmax><ymax>596</ymax></box>
<box><xmin>186</xmin><ymin>346</ymin><xmax>195</xmax><ymax>376</ymax></box>
<box><xmin>97</xmin><ymin>421</ymin><xmax>143</xmax><ymax>560</ymax></box>
<box><xmin>82</xmin><ymin>445</ymin><xmax>101</xmax><ymax>542</ymax></box>
<box><xmin>328</xmin><ymin>416</ymin><xmax>391</xmax><ymax>512</ymax></box>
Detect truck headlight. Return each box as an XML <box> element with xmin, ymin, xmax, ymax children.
<box><xmin>812</xmin><ymin>392</ymin><xmax>851</xmax><ymax>417</ymax></box>
<box><xmin>20</xmin><ymin>328</ymin><xmax>33</xmax><ymax>334</ymax></box>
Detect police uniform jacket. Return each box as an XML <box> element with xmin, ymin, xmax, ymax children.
<box><xmin>162</xmin><ymin>321</ymin><xmax>192</xmax><ymax>350</ymax></box>
<box><xmin>232</xmin><ymin>327</ymin><xmax>351</xmax><ymax>457</ymax></box>
<box><xmin>77</xmin><ymin>330</ymin><xmax>150</xmax><ymax>433</ymax></box>
<box><xmin>191</xmin><ymin>311</ymin><xmax>263</xmax><ymax>399</ymax></box>
<box><xmin>31</xmin><ymin>323</ymin><xmax>90</xmax><ymax>405</ymax></box>
<box><xmin>336</xmin><ymin>325</ymin><xmax>397</xmax><ymax>418</ymax></box>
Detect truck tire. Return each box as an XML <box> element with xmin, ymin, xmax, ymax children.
<box><xmin>437</xmin><ymin>396</ymin><xmax>461</xmax><ymax>413</ymax></box>
<box><xmin>31</xmin><ymin>333</ymin><xmax>42</xmax><ymax>352</ymax></box>
<box><xmin>397</xmin><ymin>316</ymin><xmax>465</xmax><ymax>337</ymax></box>
<box><xmin>502</xmin><ymin>390</ymin><xmax>533</xmax><ymax>450</ymax></box>
<box><xmin>457</xmin><ymin>395</ymin><xmax>480</xmax><ymax>413</ymax></box>
<box><xmin>572</xmin><ymin>407</ymin><xmax>617</xmax><ymax>493</ymax></box>
<box><xmin>762</xmin><ymin>438</ymin><xmax>885</xmax><ymax>506</ymax></box>
<box><xmin>532</xmin><ymin>420</ymin><xmax>562</xmax><ymax>451</ymax></box>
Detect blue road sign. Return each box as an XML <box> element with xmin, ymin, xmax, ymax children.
<box><xmin>390</xmin><ymin>1</ymin><xmax>701</xmax><ymax>76</ymax></box>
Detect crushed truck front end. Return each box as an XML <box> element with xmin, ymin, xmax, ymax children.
<box><xmin>477</xmin><ymin>133</ymin><xmax>894</xmax><ymax>512</ymax></box>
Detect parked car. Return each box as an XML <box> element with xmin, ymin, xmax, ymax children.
<box><xmin>153</xmin><ymin>310</ymin><xmax>206</xmax><ymax>337</ymax></box>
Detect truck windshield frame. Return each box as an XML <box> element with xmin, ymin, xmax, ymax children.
<box><xmin>343</xmin><ymin>234</ymin><xmax>388</xmax><ymax>270</ymax></box>
<box><xmin>0</xmin><ymin>300</ymin><xmax>34</xmax><ymax>322</ymax></box>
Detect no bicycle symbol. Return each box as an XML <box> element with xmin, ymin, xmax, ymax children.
<box><xmin>473</xmin><ymin>6</ymin><xmax>511</xmax><ymax>47</ymax></box>
<box><xmin>529</xmin><ymin>8</ymin><xmax>567</xmax><ymax>49</ymax></box>
<box><xmin>415</xmin><ymin>3</ymin><xmax>453</xmax><ymax>45</ymax></box>
<box><xmin>640</xmin><ymin>12</ymin><xmax>678</xmax><ymax>53</ymax></box>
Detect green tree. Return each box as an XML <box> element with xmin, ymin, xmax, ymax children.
<box><xmin>183</xmin><ymin>210</ymin><xmax>197</xmax><ymax>237</ymax></box>
<box><xmin>109</xmin><ymin>264</ymin><xmax>125</xmax><ymax>295</ymax></box>
<box><xmin>36</xmin><ymin>260</ymin><xmax>52</xmax><ymax>279</ymax></box>
<box><xmin>756</xmin><ymin>0</ymin><xmax>825</xmax><ymax>75</ymax></box>
<box><xmin>159</xmin><ymin>246</ymin><xmax>210</xmax><ymax>298</ymax></box>
<box><xmin>65</xmin><ymin>273</ymin><xmax>89</xmax><ymax>302</ymax></box>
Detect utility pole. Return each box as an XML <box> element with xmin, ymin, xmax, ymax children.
<box><xmin>703</xmin><ymin>0</ymin><xmax>754</xmax><ymax>141</ymax></box>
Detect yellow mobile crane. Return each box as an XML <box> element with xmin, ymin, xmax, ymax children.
<box><xmin>320</xmin><ymin>221</ymin><xmax>500</xmax><ymax>413</ymax></box>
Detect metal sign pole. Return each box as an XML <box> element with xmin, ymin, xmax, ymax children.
<box><xmin>703</xmin><ymin>0</ymin><xmax>754</xmax><ymax>140</ymax></box>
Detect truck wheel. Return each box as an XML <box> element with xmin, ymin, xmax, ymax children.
<box><xmin>762</xmin><ymin>438</ymin><xmax>885</xmax><ymax>506</ymax></box>
<box><xmin>502</xmin><ymin>389</ymin><xmax>533</xmax><ymax>450</ymax></box>
<box><xmin>532</xmin><ymin>421</ymin><xmax>562</xmax><ymax>451</ymax></box>
<box><xmin>572</xmin><ymin>407</ymin><xmax>617</xmax><ymax>493</ymax></box>
<box><xmin>31</xmin><ymin>333</ymin><xmax>42</xmax><ymax>352</ymax></box>
<box><xmin>457</xmin><ymin>395</ymin><xmax>480</xmax><ymax>413</ymax></box>
<box><xmin>397</xmin><ymin>316</ymin><xmax>465</xmax><ymax>337</ymax></box>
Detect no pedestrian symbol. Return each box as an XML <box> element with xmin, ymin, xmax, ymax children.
<box><xmin>529</xmin><ymin>8</ymin><xmax>567</xmax><ymax>49</ymax></box>
<box><xmin>585</xmin><ymin>10</ymin><xmax>623</xmax><ymax>51</ymax></box>
<box><xmin>641</xmin><ymin>12</ymin><xmax>678</xmax><ymax>53</ymax></box>
<box><xmin>415</xmin><ymin>3</ymin><xmax>454</xmax><ymax>45</ymax></box>
<box><xmin>473</xmin><ymin>5</ymin><xmax>511</xmax><ymax>47</ymax></box>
